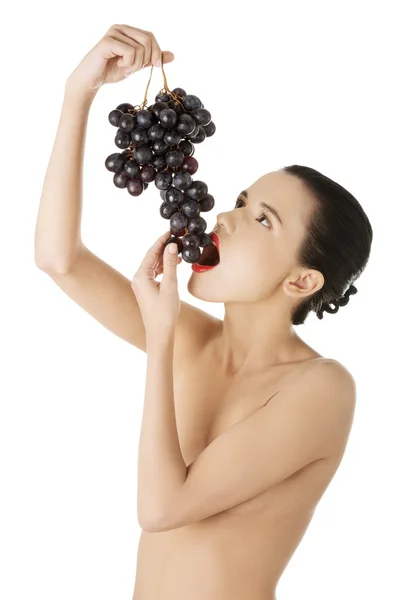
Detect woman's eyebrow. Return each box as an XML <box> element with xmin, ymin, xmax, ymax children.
<box><xmin>238</xmin><ymin>190</ymin><xmax>283</xmax><ymax>226</ymax></box>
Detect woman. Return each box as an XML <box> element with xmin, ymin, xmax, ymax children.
<box><xmin>35</xmin><ymin>24</ymin><xmax>373</xmax><ymax>600</ymax></box>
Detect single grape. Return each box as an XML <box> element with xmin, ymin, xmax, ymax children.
<box><xmin>123</xmin><ymin>159</ymin><xmax>140</xmax><ymax>178</ymax></box>
<box><xmin>170</xmin><ymin>212</ymin><xmax>188</xmax><ymax>233</ymax></box>
<box><xmin>113</xmin><ymin>172</ymin><xmax>130</xmax><ymax>188</ymax></box>
<box><xmin>160</xmin><ymin>201</ymin><xmax>180</xmax><ymax>219</ymax></box>
<box><xmin>173</xmin><ymin>171</ymin><xmax>193</xmax><ymax>190</ymax></box>
<box><xmin>105</xmin><ymin>153</ymin><xmax>126</xmax><ymax>173</ymax></box>
<box><xmin>136</xmin><ymin>109</ymin><xmax>154</xmax><ymax>129</ymax></box>
<box><xmin>203</xmin><ymin>121</ymin><xmax>216</xmax><ymax>137</ymax></box>
<box><xmin>127</xmin><ymin>178</ymin><xmax>144</xmax><ymax>196</ymax></box>
<box><xmin>165</xmin><ymin>149</ymin><xmax>185</xmax><ymax>168</ymax></box>
<box><xmin>151</xmin><ymin>101</ymin><xmax>169</xmax><ymax>119</ymax></box>
<box><xmin>187</xmin><ymin>180</ymin><xmax>208</xmax><ymax>201</ymax></box>
<box><xmin>199</xmin><ymin>193</ymin><xmax>215</xmax><ymax>212</ymax></box>
<box><xmin>190</xmin><ymin>126</ymin><xmax>206</xmax><ymax>144</ymax></box>
<box><xmin>187</xmin><ymin>216</ymin><xmax>207</xmax><ymax>235</ymax></box>
<box><xmin>116</xmin><ymin>103</ymin><xmax>135</xmax><ymax>113</ymax></box>
<box><xmin>108</xmin><ymin>109</ymin><xmax>123</xmax><ymax>127</ymax></box>
<box><xmin>164</xmin><ymin>235</ymin><xmax>184</xmax><ymax>254</ymax></box>
<box><xmin>115</xmin><ymin>131</ymin><xmax>131</xmax><ymax>149</ymax></box>
<box><xmin>119</xmin><ymin>113</ymin><xmax>136</xmax><ymax>133</ymax></box>
<box><xmin>191</xmin><ymin>108</ymin><xmax>212</xmax><ymax>126</ymax></box>
<box><xmin>172</xmin><ymin>87</ymin><xmax>187</xmax><ymax>99</ymax></box>
<box><xmin>159</xmin><ymin>108</ymin><xmax>178</xmax><ymax>129</ymax></box>
<box><xmin>182</xmin><ymin>199</ymin><xmax>201</xmax><ymax>219</ymax></box>
<box><xmin>155</xmin><ymin>93</ymin><xmax>170</xmax><ymax>103</ymax></box>
<box><xmin>181</xmin><ymin>156</ymin><xmax>198</xmax><ymax>175</ymax></box>
<box><xmin>152</xmin><ymin>155</ymin><xmax>167</xmax><ymax>171</ymax></box>
<box><xmin>165</xmin><ymin>186</ymin><xmax>185</xmax><ymax>205</ymax></box>
<box><xmin>179</xmin><ymin>139</ymin><xmax>194</xmax><ymax>157</ymax></box>
<box><xmin>131</xmin><ymin>127</ymin><xmax>149</xmax><ymax>146</ymax></box>
<box><xmin>163</xmin><ymin>128</ymin><xmax>181</xmax><ymax>147</ymax></box>
<box><xmin>155</xmin><ymin>171</ymin><xmax>173</xmax><ymax>190</ymax></box>
<box><xmin>140</xmin><ymin>164</ymin><xmax>157</xmax><ymax>183</ymax></box>
<box><xmin>148</xmin><ymin>123</ymin><xmax>165</xmax><ymax>141</ymax></box>
<box><xmin>182</xmin><ymin>95</ymin><xmax>202</xmax><ymax>111</ymax></box>
<box><xmin>182</xmin><ymin>233</ymin><xmax>201</xmax><ymax>250</ymax></box>
<box><xmin>176</xmin><ymin>114</ymin><xmax>196</xmax><ymax>136</ymax></box>
<box><xmin>199</xmin><ymin>232</ymin><xmax>212</xmax><ymax>247</ymax></box>
<box><xmin>134</xmin><ymin>145</ymin><xmax>153</xmax><ymax>165</ymax></box>
<box><xmin>152</xmin><ymin>139</ymin><xmax>169</xmax><ymax>156</ymax></box>
<box><xmin>182</xmin><ymin>247</ymin><xmax>201</xmax><ymax>263</ymax></box>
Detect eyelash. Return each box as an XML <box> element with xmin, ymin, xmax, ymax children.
<box><xmin>234</xmin><ymin>198</ymin><xmax>272</xmax><ymax>229</ymax></box>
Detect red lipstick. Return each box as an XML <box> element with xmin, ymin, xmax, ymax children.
<box><xmin>191</xmin><ymin>232</ymin><xmax>220</xmax><ymax>273</ymax></box>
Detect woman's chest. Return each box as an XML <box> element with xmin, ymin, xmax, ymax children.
<box><xmin>172</xmin><ymin>354</ymin><xmax>297</xmax><ymax>469</ymax></box>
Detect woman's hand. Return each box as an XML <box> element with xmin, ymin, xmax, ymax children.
<box><xmin>66</xmin><ymin>24</ymin><xmax>174</xmax><ymax>94</ymax></box>
<box><xmin>131</xmin><ymin>231</ymin><xmax>183</xmax><ymax>341</ymax></box>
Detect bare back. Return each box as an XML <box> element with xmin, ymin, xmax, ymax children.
<box><xmin>132</xmin><ymin>318</ymin><xmax>350</xmax><ymax>600</ymax></box>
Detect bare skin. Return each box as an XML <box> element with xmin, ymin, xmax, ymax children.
<box><xmin>132</xmin><ymin>317</ymin><xmax>353</xmax><ymax>600</ymax></box>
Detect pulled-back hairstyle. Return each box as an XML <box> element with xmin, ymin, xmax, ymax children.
<box><xmin>281</xmin><ymin>165</ymin><xmax>373</xmax><ymax>326</ymax></box>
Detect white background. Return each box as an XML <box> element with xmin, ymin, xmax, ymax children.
<box><xmin>1</xmin><ymin>1</ymin><xmax>399</xmax><ymax>599</ymax></box>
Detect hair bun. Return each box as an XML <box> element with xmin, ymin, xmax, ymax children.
<box><xmin>316</xmin><ymin>284</ymin><xmax>358</xmax><ymax>320</ymax></box>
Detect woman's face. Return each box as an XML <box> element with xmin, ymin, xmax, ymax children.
<box><xmin>187</xmin><ymin>170</ymin><xmax>316</xmax><ymax>304</ymax></box>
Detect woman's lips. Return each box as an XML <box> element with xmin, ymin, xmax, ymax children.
<box><xmin>191</xmin><ymin>231</ymin><xmax>221</xmax><ymax>273</ymax></box>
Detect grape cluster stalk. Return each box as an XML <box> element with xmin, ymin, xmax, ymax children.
<box><xmin>104</xmin><ymin>79</ymin><xmax>217</xmax><ymax>265</ymax></box>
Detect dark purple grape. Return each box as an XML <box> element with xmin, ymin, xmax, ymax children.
<box><xmin>116</xmin><ymin>103</ymin><xmax>135</xmax><ymax>113</ymax></box>
<box><xmin>172</xmin><ymin>87</ymin><xmax>187</xmax><ymax>99</ymax></box>
<box><xmin>127</xmin><ymin>177</ymin><xmax>144</xmax><ymax>196</ymax></box>
<box><xmin>159</xmin><ymin>108</ymin><xmax>178</xmax><ymax>129</ymax></box>
<box><xmin>182</xmin><ymin>95</ymin><xmax>202</xmax><ymax>111</ymax></box>
<box><xmin>113</xmin><ymin>172</ymin><xmax>130</xmax><ymax>188</ymax></box>
<box><xmin>163</xmin><ymin>128</ymin><xmax>181</xmax><ymax>147</ymax></box>
<box><xmin>199</xmin><ymin>193</ymin><xmax>215</xmax><ymax>212</ymax></box>
<box><xmin>155</xmin><ymin>171</ymin><xmax>173</xmax><ymax>190</ymax></box>
<box><xmin>151</xmin><ymin>101</ymin><xmax>169</xmax><ymax>118</ymax></box>
<box><xmin>148</xmin><ymin>123</ymin><xmax>165</xmax><ymax>141</ymax></box>
<box><xmin>143</xmin><ymin>182</ymin><xmax>149</xmax><ymax>190</ymax></box>
<box><xmin>173</xmin><ymin>171</ymin><xmax>193</xmax><ymax>190</ymax></box>
<box><xmin>199</xmin><ymin>232</ymin><xmax>212</xmax><ymax>247</ymax></box>
<box><xmin>203</xmin><ymin>121</ymin><xmax>216</xmax><ymax>137</ymax></box>
<box><xmin>152</xmin><ymin>155</ymin><xmax>167</xmax><ymax>171</ymax></box>
<box><xmin>155</xmin><ymin>93</ymin><xmax>170</xmax><ymax>103</ymax></box>
<box><xmin>140</xmin><ymin>164</ymin><xmax>157</xmax><ymax>183</ymax></box>
<box><xmin>115</xmin><ymin>131</ymin><xmax>131</xmax><ymax>149</ymax></box>
<box><xmin>136</xmin><ymin>109</ymin><xmax>154</xmax><ymax>129</ymax></box>
<box><xmin>152</xmin><ymin>139</ymin><xmax>169</xmax><ymax>155</ymax></box>
<box><xmin>160</xmin><ymin>189</ymin><xmax>168</xmax><ymax>201</ymax></box>
<box><xmin>108</xmin><ymin>109</ymin><xmax>123</xmax><ymax>127</ymax></box>
<box><xmin>105</xmin><ymin>153</ymin><xmax>126</xmax><ymax>173</ymax></box>
<box><xmin>176</xmin><ymin>114</ymin><xmax>196</xmax><ymax>136</ymax></box>
<box><xmin>119</xmin><ymin>113</ymin><xmax>136</xmax><ymax>133</ymax></box>
<box><xmin>186</xmin><ymin>125</ymin><xmax>200</xmax><ymax>139</ymax></box>
<box><xmin>166</xmin><ymin>186</ymin><xmax>184</xmax><ymax>205</ymax></box>
<box><xmin>160</xmin><ymin>201</ymin><xmax>180</xmax><ymax>219</ymax></box>
<box><xmin>182</xmin><ymin>247</ymin><xmax>201</xmax><ymax>263</ymax></box>
<box><xmin>131</xmin><ymin>127</ymin><xmax>149</xmax><ymax>146</ymax></box>
<box><xmin>123</xmin><ymin>159</ymin><xmax>140</xmax><ymax>178</ymax></box>
<box><xmin>182</xmin><ymin>233</ymin><xmax>201</xmax><ymax>250</ymax></box>
<box><xmin>122</xmin><ymin>149</ymin><xmax>134</xmax><ymax>159</ymax></box>
<box><xmin>181</xmin><ymin>156</ymin><xmax>198</xmax><ymax>175</ymax></box>
<box><xmin>134</xmin><ymin>145</ymin><xmax>153</xmax><ymax>165</ymax></box>
<box><xmin>190</xmin><ymin>126</ymin><xmax>206</xmax><ymax>144</ymax></box>
<box><xmin>182</xmin><ymin>199</ymin><xmax>201</xmax><ymax>219</ymax></box>
<box><xmin>164</xmin><ymin>235</ymin><xmax>183</xmax><ymax>254</ymax></box>
<box><xmin>170</xmin><ymin>212</ymin><xmax>188</xmax><ymax>233</ymax></box>
<box><xmin>187</xmin><ymin>180</ymin><xmax>208</xmax><ymax>201</ymax></box>
<box><xmin>191</xmin><ymin>108</ymin><xmax>212</xmax><ymax>126</ymax></box>
<box><xmin>169</xmin><ymin>100</ymin><xmax>184</xmax><ymax>115</ymax></box>
<box><xmin>165</xmin><ymin>149</ymin><xmax>185</xmax><ymax>168</ymax></box>
<box><xmin>187</xmin><ymin>216</ymin><xmax>207</xmax><ymax>236</ymax></box>
<box><xmin>179</xmin><ymin>139</ymin><xmax>194</xmax><ymax>157</ymax></box>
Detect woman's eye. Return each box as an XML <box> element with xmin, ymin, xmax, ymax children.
<box><xmin>234</xmin><ymin>199</ymin><xmax>271</xmax><ymax>228</ymax></box>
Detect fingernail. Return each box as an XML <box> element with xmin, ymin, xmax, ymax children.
<box><xmin>168</xmin><ymin>243</ymin><xmax>177</xmax><ymax>254</ymax></box>
<box><xmin>124</xmin><ymin>70</ymin><xmax>134</xmax><ymax>77</ymax></box>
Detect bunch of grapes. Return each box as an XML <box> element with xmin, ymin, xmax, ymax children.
<box><xmin>104</xmin><ymin>87</ymin><xmax>216</xmax><ymax>264</ymax></box>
